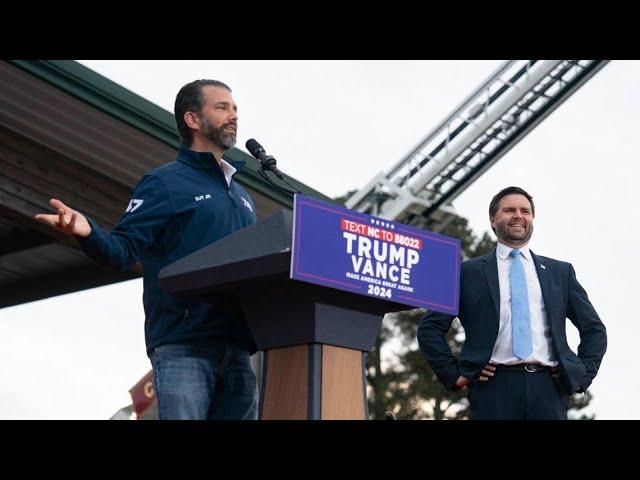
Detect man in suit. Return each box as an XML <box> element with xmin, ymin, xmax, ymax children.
<box><xmin>417</xmin><ymin>186</ymin><xmax>607</xmax><ymax>419</ymax></box>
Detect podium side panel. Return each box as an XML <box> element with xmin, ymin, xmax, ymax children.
<box><xmin>321</xmin><ymin>345</ymin><xmax>366</xmax><ymax>420</ymax></box>
<box><xmin>261</xmin><ymin>345</ymin><xmax>309</xmax><ymax>420</ymax></box>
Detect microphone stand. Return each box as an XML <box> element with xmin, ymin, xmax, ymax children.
<box><xmin>258</xmin><ymin>155</ymin><xmax>301</xmax><ymax>197</ymax></box>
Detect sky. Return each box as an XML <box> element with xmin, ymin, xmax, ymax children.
<box><xmin>1</xmin><ymin>60</ymin><xmax>638</xmax><ymax>419</ymax></box>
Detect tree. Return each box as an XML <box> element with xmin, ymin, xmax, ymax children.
<box><xmin>568</xmin><ymin>391</ymin><xmax>595</xmax><ymax>420</ymax></box>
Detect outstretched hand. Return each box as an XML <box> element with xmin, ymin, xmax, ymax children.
<box><xmin>34</xmin><ymin>198</ymin><xmax>92</xmax><ymax>237</ymax></box>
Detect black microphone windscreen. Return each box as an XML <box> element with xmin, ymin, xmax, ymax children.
<box><xmin>245</xmin><ymin>138</ymin><xmax>264</xmax><ymax>157</ymax></box>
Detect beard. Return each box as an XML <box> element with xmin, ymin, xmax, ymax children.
<box><xmin>201</xmin><ymin>117</ymin><xmax>237</xmax><ymax>149</ymax></box>
<box><xmin>495</xmin><ymin>221</ymin><xmax>533</xmax><ymax>245</ymax></box>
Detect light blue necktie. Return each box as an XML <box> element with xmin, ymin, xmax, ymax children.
<box><xmin>510</xmin><ymin>249</ymin><xmax>533</xmax><ymax>359</ymax></box>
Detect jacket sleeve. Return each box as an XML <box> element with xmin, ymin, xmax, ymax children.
<box><xmin>566</xmin><ymin>263</ymin><xmax>607</xmax><ymax>393</ymax></box>
<box><xmin>78</xmin><ymin>175</ymin><xmax>172</xmax><ymax>272</ymax></box>
<box><xmin>417</xmin><ymin>310</ymin><xmax>461</xmax><ymax>391</ymax></box>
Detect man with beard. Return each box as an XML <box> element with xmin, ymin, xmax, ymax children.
<box><xmin>35</xmin><ymin>80</ymin><xmax>259</xmax><ymax>419</ymax></box>
<box><xmin>417</xmin><ymin>187</ymin><xmax>607</xmax><ymax>419</ymax></box>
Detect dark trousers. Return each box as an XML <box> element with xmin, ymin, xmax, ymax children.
<box><xmin>468</xmin><ymin>368</ymin><xmax>570</xmax><ymax>420</ymax></box>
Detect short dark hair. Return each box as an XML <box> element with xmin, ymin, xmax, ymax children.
<box><xmin>174</xmin><ymin>79</ymin><xmax>231</xmax><ymax>147</ymax></box>
<box><xmin>489</xmin><ymin>186</ymin><xmax>535</xmax><ymax>219</ymax></box>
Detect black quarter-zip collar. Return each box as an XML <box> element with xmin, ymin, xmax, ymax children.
<box><xmin>177</xmin><ymin>144</ymin><xmax>246</xmax><ymax>174</ymax></box>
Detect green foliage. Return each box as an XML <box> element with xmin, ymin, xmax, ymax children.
<box><xmin>568</xmin><ymin>391</ymin><xmax>595</xmax><ymax>420</ymax></box>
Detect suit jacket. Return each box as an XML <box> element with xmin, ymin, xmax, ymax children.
<box><xmin>417</xmin><ymin>248</ymin><xmax>607</xmax><ymax>394</ymax></box>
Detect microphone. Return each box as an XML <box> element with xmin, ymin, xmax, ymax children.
<box><xmin>245</xmin><ymin>138</ymin><xmax>285</xmax><ymax>180</ymax></box>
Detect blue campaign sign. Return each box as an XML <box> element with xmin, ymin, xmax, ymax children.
<box><xmin>290</xmin><ymin>194</ymin><xmax>460</xmax><ymax>315</ymax></box>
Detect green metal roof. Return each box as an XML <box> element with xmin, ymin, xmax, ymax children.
<box><xmin>8</xmin><ymin>60</ymin><xmax>332</xmax><ymax>207</ymax></box>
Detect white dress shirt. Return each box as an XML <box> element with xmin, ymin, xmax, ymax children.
<box><xmin>219</xmin><ymin>158</ymin><xmax>237</xmax><ymax>187</ymax></box>
<box><xmin>490</xmin><ymin>242</ymin><xmax>558</xmax><ymax>366</ymax></box>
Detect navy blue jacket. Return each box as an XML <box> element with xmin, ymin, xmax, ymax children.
<box><xmin>417</xmin><ymin>248</ymin><xmax>607</xmax><ymax>395</ymax></box>
<box><xmin>80</xmin><ymin>146</ymin><xmax>258</xmax><ymax>355</ymax></box>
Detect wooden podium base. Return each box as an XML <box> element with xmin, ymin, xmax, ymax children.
<box><xmin>259</xmin><ymin>344</ymin><xmax>367</xmax><ymax>420</ymax></box>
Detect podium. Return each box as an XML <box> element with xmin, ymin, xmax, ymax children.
<box><xmin>159</xmin><ymin>209</ymin><xmax>410</xmax><ymax>420</ymax></box>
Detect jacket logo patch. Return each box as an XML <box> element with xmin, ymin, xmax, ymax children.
<box><xmin>125</xmin><ymin>199</ymin><xmax>144</xmax><ymax>213</ymax></box>
<box><xmin>195</xmin><ymin>194</ymin><xmax>212</xmax><ymax>202</ymax></box>
<box><xmin>241</xmin><ymin>197</ymin><xmax>253</xmax><ymax>212</ymax></box>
